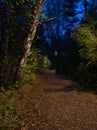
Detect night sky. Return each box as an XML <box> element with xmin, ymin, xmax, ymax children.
<box><xmin>41</xmin><ymin>0</ymin><xmax>93</xmax><ymax>44</ymax></box>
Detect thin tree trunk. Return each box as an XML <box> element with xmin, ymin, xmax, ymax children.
<box><xmin>84</xmin><ymin>0</ymin><xmax>88</xmax><ymax>13</ymax></box>
<box><xmin>0</xmin><ymin>2</ymin><xmax>10</xmax><ymax>88</ymax></box>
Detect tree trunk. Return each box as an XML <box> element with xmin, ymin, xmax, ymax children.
<box><xmin>0</xmin><ymin>2</ymin><xmax>10</xmax><ymax>88</ymax></box>
<box><xmin>16</xmin><ymin>1</ymin><xmax>44</xmax><ymax>83</ymax></box>
<box><xmin>84</xmin><ymin>0</ymin><xmax>88</xmax><ymax>13</ymax></box>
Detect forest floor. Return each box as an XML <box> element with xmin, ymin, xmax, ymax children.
<box><xmin>19</xmin><ymin>70</ymin><xmax>97</xmax><ymax>130</ymax></box>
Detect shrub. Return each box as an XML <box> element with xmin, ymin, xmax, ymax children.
<box><xmin>73</xmin><ymin>24</ymin><xmax>97</xmax><ymax>88</ymax></box>
<box><xmin>23</xmin><ymin>47</ymin><xmax>51</xmax><ymax>84</ymax></box>
<box><xmin>0</xmin><ymin>88</ymin><xmax>20</xmax><ymax>129</ymax></box>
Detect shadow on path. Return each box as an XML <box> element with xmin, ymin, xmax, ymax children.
<box><xmin>45</xmin><ymin>85</ymin><xmax>75</xmax><ymax>92</ymax></box>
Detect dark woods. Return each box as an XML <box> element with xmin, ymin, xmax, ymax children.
<box><xmin>0</xmin><ymin>0</ymin><xmax>45</xmax><ymax>89</ymax></box>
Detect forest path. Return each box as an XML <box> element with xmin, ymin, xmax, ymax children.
<box><xmin>21</xmin><ymin>70</ymin><xmax>97</xmax><ymax>130</ymax></box>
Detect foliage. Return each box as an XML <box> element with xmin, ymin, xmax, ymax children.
<box><xmin>0</xmin><ymin>88</ymin><xmax>20</xmax><ymax>129</ymax></box>
<box><xmin>74</xmin><ymin>25</ymin><xmax>97</xmax><ymax>61</ymax></box>
<box><xmin>27</xmin><ymin>48</ymin><xmax>51</xmax><ymax>73</ymax></box>
<box><xmin>23</xmin><ymin>47</ymin><xmax>51</xmax><ymax>84</ymax></box>
<box><xmin>73</xmin><ymin>14</ymin><xmax>97</xmax><ymax>88</ymax></box>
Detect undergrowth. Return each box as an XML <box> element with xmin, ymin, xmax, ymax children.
<box><xmin>0</xmin><ymin>88</ymin><xmax>21</xmax><ymax>129</ymax></box>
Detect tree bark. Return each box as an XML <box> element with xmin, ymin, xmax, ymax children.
<box><xmin>0</xmin><ymin>2</ymin><xmax>10</xmax><ymax>88</ymax></box>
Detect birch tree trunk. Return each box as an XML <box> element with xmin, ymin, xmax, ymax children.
<box><xmin>16</xmin><ymin>0</ymin><xmax>44</xmax><ymax>82</ymax></box>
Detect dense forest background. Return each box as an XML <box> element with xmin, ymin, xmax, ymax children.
<box><xmin>0</xmin><ymin>0</ymin><xmax>97</xmax><ymax>89</ymax></box>
<box><xmin>35</xmin><ymin>0</ymin><xmax>97</xmax><ymax>89</ymax></box>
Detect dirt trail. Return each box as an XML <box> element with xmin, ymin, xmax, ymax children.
<box><xmin>21</xmin><ymin>70</ymin><xmax>97</xmax><ymax>130</ymax></box>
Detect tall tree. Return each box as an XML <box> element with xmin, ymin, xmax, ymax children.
<box><xmin>17</xmin><ymin>0</ymin><xmax>45</xmax><ymax>82</ymax></box>
<box><xmin>0</xmin><ymin>0</ymin><xmax>45</xmax><ymax>88</ymax></box>
<box><xmin>0</xmin><ymin>1</ymin><xmax>11</xmax><ymax>87</ymax></box>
